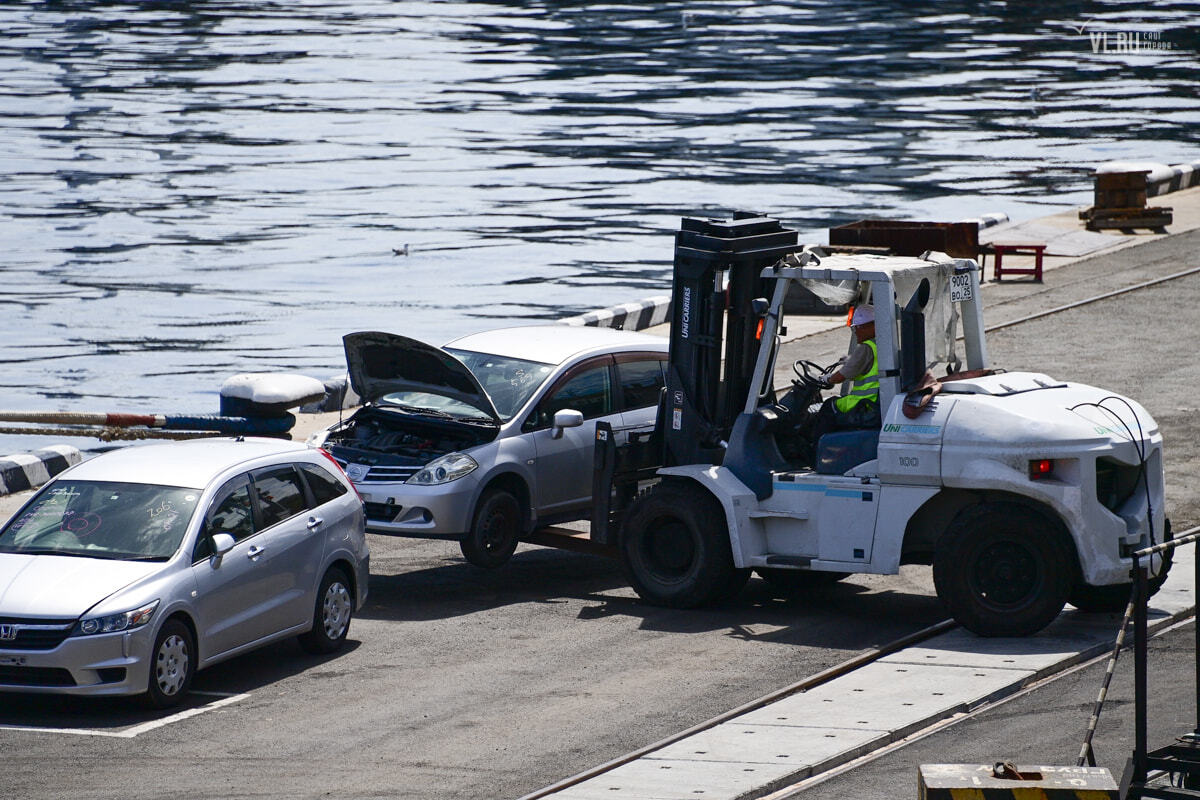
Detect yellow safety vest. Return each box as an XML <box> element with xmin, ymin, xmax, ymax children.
<box><xmin>835</xmin><ymin>339</ymin><xmax>879</xmax><ymax>413</ymax></box>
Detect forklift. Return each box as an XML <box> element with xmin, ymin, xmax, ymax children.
<box><xmin>591</xmin><ymin>214</ymin><xmax>1169</xmax><ymax>637</ymax></box>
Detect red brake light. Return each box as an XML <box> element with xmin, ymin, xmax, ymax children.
<box><xmin>1029</xmin><ymin>459</ymin><xmax>1054</xmax><ymax>480</ymax></box>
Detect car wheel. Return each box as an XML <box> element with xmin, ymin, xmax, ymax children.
<box><xmin>145</xmin><ymin>618</ymin><xmax>194</xmax><ymax>709</ymax></box>
<box><xmin>933</xmin><ymin>502</ymin><xmax>1072</xmax><ymax>637</ymax></box>
<box><xmin>620</xmin><ymin>481</ymin><xmax>741</xmax><ymax>608</ymax></box>
<box><xmin>299</xmin><ymin>566</ymin><xmax>354</xmax><ymax>655</ymax></box>
<box><xmin>756</xmin><ymin>568</ymin><xmax>850</xmax><ymax>595</ymax></box>
<box><xmin>460</xmin><ymin>489</ymin><xmax>521</xmax><ymax>569</ymax></box>
<box><xmin>1069</xmin><ymin>519</ymin><xmax>1174</xmax><ymax>613</ymax></box>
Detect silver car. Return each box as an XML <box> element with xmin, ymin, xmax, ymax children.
<box><xmin>0</xmin><ymin>438</ymin><xmax>369</xmax><ymax>708</ymax></box>
<box><xmin>310</xmin><ymin>325</ymin><xmax>668</xmax><ymax>568</ymax></box>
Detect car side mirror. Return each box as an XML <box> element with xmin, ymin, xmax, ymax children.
<box><xmin>210</xmin><ymin>532</ymin><xmax>236</xmax><ymax>559</ymax></box>
<box><xmin>551</xmin><ymin>409</ymin><xmax>584</xmax><ymax>439</ymax></box>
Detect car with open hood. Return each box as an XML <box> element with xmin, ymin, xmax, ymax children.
<box><xmin>0</xmin><ymin>438</ymin><xmax>369</xmax><ymax>707</ymax></box>
<box><xmin>309</xmin><ymin>325</ymin><xmax>669</xmax><ymax>568</ymax></box>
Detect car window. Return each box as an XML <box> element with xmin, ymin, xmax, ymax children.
<box><xmin>300</xmin><ymin>463</ymin><xmax>348</xmax><ymax>506</ymax></box>
<box><xmin>196</xmin><ymin>478</ymin><xmax>254</xmax><ymax>560</ymax></box>
<box><xmin>536</xmin><ymin>364</ymin><xmax>612</xmax><ymax>427</ymax></box>
<box><xmin>445</xmin><ymin>348</ymin><xmax>555</xmax><ymax>421</ymax></box>
<box><xmin>617</xmin><ymin>359</ymin><xmax>667</xmax><ymax>411</ymax></box>
<box><xmin>252</xmin><ymin>466</ymin><xmax>308</xmax><ymax>529</ymax></box>
<box><xmin>0</xmin><ymin>480</ymin><xmax>200</xmax><ymax>562</ymax></box>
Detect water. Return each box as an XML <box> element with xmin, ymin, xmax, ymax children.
<box><xmin>1</xmin><ymin>1</ymin><xmax>1197</xmax><ymax>443</ymax></box>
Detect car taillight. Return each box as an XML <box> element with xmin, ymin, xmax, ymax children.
<box><xmin>1029</xmin><ymin>459</ymin><xmax>1054</xmax><ymax>480</ymax></box>
<box><xmin>319</xmin><ymin>447</ymin><xmax>364</xmax><ymax>502</ymax></box>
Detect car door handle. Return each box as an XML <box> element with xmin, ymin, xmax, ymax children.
<box><xmin>247</xmin><ymin>545</ymin><xmax>266</xmax><ymax>559</ymax></box>
<box><xmin>306</xmin><ymin>516</ymin><xmax>324</xmax><ymax>531</ymax></box>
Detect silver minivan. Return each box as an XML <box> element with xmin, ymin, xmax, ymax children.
<box><xmin>0</xmin><ymin>438</ymin><xmax>369</xmax><ymax>708</ymax></box>
<box><xmin>310</xmin><ymin>325</ymin><xmax>668</xmax><ymax>568</ymax></box>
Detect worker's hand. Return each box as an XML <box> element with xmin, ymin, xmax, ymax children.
<box><xmin>817</xmin><ymin>370</ymin><xmax>835</xmax><ymax>390</ymax></box>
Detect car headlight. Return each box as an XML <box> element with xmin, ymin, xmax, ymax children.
<box><xmin>75</xmin><ymin>600</ymin><xmax>160</xmax><ymax>636</ymax></box>
<box><xmin>406</xmin><ymin>453</ymin><xmax>478</xmax><ymax>485</ymax></box>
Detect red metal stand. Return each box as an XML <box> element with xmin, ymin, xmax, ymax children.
<box><xmin>990</xmin><ymin>242</ymin><xmax>1046</xmax><ymax>282</ymax></box>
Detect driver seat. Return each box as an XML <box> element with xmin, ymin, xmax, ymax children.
<box><xmin>815</xmin><ymin>430</ymin><xmax>879</xmax><ymax>475</ymax></box>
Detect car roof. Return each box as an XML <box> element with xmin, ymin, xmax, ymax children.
<box><xmin>63</xmin><ymin>438</ymin><xmax>311</xmax><ymax>489</ymax></box>
<box><xmin>444</xmin><ymin>325</ymin><xmax>668</xmax><ymax>365</ymax></box>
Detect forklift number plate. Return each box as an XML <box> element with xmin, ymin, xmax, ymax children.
<box><xmin>950</xmin><ymin>273</ymin><xmax>973</xmax><ymax>302</ymax></box>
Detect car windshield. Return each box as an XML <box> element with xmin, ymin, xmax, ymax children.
<box><xmin>0</xmin><ymin>480</ymin><xmax>201</xmax><ymax>561</ymax></box>
<box><xmin>405</xmin><ymin>347</ymin><xmax>554</xmax><ymax>422</ymax></box>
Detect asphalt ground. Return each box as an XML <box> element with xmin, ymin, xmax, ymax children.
<box><xmin>0</xmin><ymin>227</ymin><xmax>1197</xmax><ymax>800</ymax></box>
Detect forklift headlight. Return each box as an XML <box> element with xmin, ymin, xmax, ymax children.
<box><xmin>407</xmin><ymin>453</ymin><xmax>478</xmax><ymax>486</ymax></box>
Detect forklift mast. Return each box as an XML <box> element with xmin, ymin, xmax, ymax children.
<box><xmin>662</xmin><ymin>214</ymin><xmax>800</xmax><ymax>467</ymax></box>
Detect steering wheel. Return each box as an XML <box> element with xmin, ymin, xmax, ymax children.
<box><xmin>792</xmin><ymin>359</ymin><xmax>837</xmax><ymax>389</ymax></box>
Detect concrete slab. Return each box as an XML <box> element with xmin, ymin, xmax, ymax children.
<box><xmin>550</xmin><ymin>756</ymin><xmax>800</xmax><ymax>800</ymax></box>
<box><xmin>645</xmin><ymin>721</ymin><xmax>890</xmax><ymax>767</ymax></box>
<box><xmin>738</xmin><ymin>661</ymin><xmax>1030</xmax><ymax>735</ymax></box>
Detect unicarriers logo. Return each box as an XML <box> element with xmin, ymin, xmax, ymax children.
<box><xmin>681</xmin><ymin>286</ymin><xmax>692</xmax><ymax>339</ymax></box>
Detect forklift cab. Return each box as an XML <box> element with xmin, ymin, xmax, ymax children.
<box><xmin>724</xmin><ymin>252</ymin><xmax>987</xmax><ymax>499</ymax></box>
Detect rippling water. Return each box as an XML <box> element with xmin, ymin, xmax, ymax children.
<box><xmin>1</xmin><ymin>1</ymin><xmax>1197</xmax><ymax>435</ymax></box>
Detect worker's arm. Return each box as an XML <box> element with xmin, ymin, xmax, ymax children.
<box><xmin>824</xmin><ymin>343</ymin><xmax>872</xmax><ymax>386</ymax></box>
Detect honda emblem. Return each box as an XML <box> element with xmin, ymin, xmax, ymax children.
<box><xmin>0</xmin><ymin>624</ymin><xmax>17</xmax><ymax>641</ymax></box>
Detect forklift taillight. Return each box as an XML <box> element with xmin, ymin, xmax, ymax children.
<box><xmin>1029</xmin><ymin>459</ymin><xmax>1054</xmax><ymax>480</ymax></box>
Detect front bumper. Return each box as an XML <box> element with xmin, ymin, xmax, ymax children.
<box><xmin>356</xmin><ymin>477</ymin><xmax>479</xmax><ymax>538</ymax></box>
<box><xmin>0</xmin><ymin>625</ymin><xmax>155</xmax><ymax>697</ymax></box>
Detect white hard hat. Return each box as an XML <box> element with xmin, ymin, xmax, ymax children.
<box><xmin>851</xmin><ymin>305</ymin><xmax>875</xmax><ymax>326</ymax></box>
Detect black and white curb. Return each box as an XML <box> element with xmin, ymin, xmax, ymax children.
<box><xmin>960</xmin><ymin>212</ymin><xmax>1009</xmax><ymax>230</ymax></box>
<box><xmin>0</xmin><ymin>445</ymin><xmax>82</xmax><ymax>496</ymax></box>
<box><xmin>1148</xmin><ymin>160</ymin><xmax>1200</xmax><ymax>198</ymax></box>
<box><xmin>559</xmin><ymin>295</ymin><xmax>671</xmax><ymax>331</ymax></box>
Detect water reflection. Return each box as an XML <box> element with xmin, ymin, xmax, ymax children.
<box><xmin>0</xmin><ymin>0</ymin><xmax>1195</xmax><ymax>422</ymax></box>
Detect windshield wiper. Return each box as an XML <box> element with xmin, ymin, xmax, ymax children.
<box><xmin>384</xmin><ymin>403</ymin><xmax>454</xmax><ymax>419</ymax></box>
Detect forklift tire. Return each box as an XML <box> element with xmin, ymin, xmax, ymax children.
<box><xmin>620</xmin><ymin>481</ymin><xmax>741</xmax><ymax>608</ymax></box>
<box><xmin>1069</xmin><ymin>520</ymin><xmax>1174</xmax><ymax>613</ymax></box>
<box><xmin>460</xmin><ymin>489</ymin><xmax>521</xmax><ymax>569</ymax></box>
<box><xmin>756</xmin><ymin>568</ymin><xmax>849</xmax><ymax>595</ymax></box>
<box><xmin>933</xmin><ymin>502</ymin><xmax>1072</xmax><ymax>637</ymax></box>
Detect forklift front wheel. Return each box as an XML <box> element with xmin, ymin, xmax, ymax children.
<box><xmin>620</xmin><ymin>482</ymin><xmax>740</xmax><ymax>608</ymax></box>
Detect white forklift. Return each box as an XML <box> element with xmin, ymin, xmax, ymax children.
<box><xmin>593</xmin><ymin>215</ymin><xmax>1168</xmax><ymax>637</ymax></box>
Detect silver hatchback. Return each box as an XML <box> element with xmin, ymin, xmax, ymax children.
<box><xmin>311</xmin><ymin>325</ymin><xmax>668</xmax><ymax>568</ymax></box>
<box><xmin>0</xmin><ymin>438</ymin><xmax>369</xmax><ymax>708</ymax></box>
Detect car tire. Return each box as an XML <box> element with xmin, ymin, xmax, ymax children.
<box><xmin>1069</xmin><ymin>519</ymin><xmax>1174</xmax><ymax>613</ymax></box>
<box><xmin>145</xmin><ymin>618</ymin><xmax>194</xmax><ymax>709</ymax></box>
<box><xmin>755</xmin><ymin>568</ymin><xmax>850</xmax><ymax>595</ymax></box>
<box><xmin>933</xmin><ymin>502</ymin><xmax>1072</xmax><ymax>637</ymax></box>
<box><xmin>299</xmin><ymin>566</ymin><xmax>354</xmax><ymax>655</ymax></box>
<box><xmin>620</xmin><ymin>481</ymin><xmax>741</xmax><ymax>608</ymax></box>
<box><xmin>460</xmin><ymin>489</ymin><xmax>522</xmax><ymax>569</ymax></box>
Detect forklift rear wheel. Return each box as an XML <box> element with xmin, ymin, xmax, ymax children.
<box><xmin>621</xmin><ymin>482</ymin><xmax>741</xmax><ymax>608</ymax></box>
<box><xmin>460</xmin><ymin>489</ymin><xmax>521</xmax><ymax>569</ymax></box>
<box><xmin>933</xmin><ymin>502</ymin><xmax>1072</xmax><ymax>637</ymax></box>
<box><xmin>756</xmin><ymin>568</ymin><xmax>849</xmax><ymax>595</ymax></box>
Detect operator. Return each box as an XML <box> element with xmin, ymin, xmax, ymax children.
<box><xmin>810</xmin><ymin>304</ymin><xmax>881</xmax><ymax>446</ymax></box>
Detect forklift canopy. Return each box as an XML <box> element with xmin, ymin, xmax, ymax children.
<box><xmin>770</xmin><ymin>252</ymin><xmax>979</xmax><ymax>370</ymax></box>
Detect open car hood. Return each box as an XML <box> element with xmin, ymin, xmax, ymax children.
<box><xmin>343</xmin><ymin>331</ymin><xmax>500</xmax><ymax>423</ymax></box>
